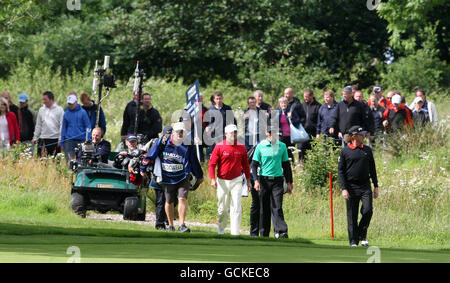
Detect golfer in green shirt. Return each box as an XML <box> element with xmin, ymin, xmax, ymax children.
<box><xmin>251</xmin><ymin>126</ymin><xmax>293</xmax><ymax>238</ymax></box>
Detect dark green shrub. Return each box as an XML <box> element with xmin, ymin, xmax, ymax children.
<box><xmin>302</xmin><ymin>136</ymin><xmax>340</xmax><ymax>192</ymax></box>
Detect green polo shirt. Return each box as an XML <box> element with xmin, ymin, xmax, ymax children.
<box><xmin>252</xmin><ymin>139</ymin><xmax>289</xmax><ymax>177</ymax></box>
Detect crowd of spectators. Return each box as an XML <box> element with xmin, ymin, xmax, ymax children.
<box><xmin>0</xmin><ymin>85</ymin><xmax>439</xmax><ymax>240</ymax></box>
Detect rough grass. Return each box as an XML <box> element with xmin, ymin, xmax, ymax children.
<box><xmin>0</xmin><ymin>147</ymin><xmax>447</xmax><ymax>251</ymax></box>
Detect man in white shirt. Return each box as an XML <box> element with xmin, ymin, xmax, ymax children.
<box><xmin>32</xmin><ymin>91</ymin><xmax>64</xmax><ymax>157</ymax></box>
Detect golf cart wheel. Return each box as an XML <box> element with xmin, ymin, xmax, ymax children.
<box><xmin>123</xmin><ymin>196</ymin><xmax>139</xmax><ymax>220</ymax></box>
<box><xmin>71</xmin><ymin>193</ymin><xmax>86</xmax><ymax>218</ymax></box>
<box><xmin>136</xmin><ymin>199</ymin><xmax>146</xmax><ymax>221</ymax></box>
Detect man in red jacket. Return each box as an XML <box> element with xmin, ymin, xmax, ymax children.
<box><xmin>382</xmin><ymin>94</ymin><xmax>413</xmax><ymax>133</ymax></box>
<box><xmin>209</xmin><ymin>124</ymin><xmax>251</xmax><ymax>235</ymax></box>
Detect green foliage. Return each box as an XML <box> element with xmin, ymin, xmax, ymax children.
<box><xmin>192</xmin><ymin>200</ymin><xmax>217</xmax><ymax>223</ymax></box>
<box><xmin>1</xmin><ymin>0</ymin><xmax>449</xmax><ymax>92</ymax></box>
<box><xmin>377</xmin><ymin>0</ymin><xmax>449</xmax><ymax>60</ymax></box>
<box><xmin>107</xmin><ymin>0</ymin><xmax>388</xmax><ymax>86</ymax></box>
<box><xmin>0</xmin><ymin>0</ymin><xmax>391</xmax><ymax>89</ymax></box>
<box><xmin>381</xmin><ymin>25</ymin><xmax>450</xmax><ymax>92</ymax></box>
<box><xmin>301</xmin><ymin>136</ymin><xmax>340</xmax><ymax>191</ymax></box>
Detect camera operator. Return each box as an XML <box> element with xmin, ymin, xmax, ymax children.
<box><xmin>115</xmin><ymin>134</ymin><xmax>143</xmax><ymax>168</ymax></box>
<box><xmin>113</xmin><ymin>134</ymin><xmax>145</xmax><ymax>186</ymax></box>
<box><xmin>114</xmin><ymin>135</ymin><xmax>138</xmax><ymax>168</ymax></box>
<box><xmin>76</xmin><ymin>127</ymin><xmax>111</xmax><ymax>166</ymax></box>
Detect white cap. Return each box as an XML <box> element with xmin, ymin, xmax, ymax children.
<box><xmin>413</xmin><ymin>96</ymin><xmax>424</xmax><ymax>104</ymax></box>
<box><xmin>391</xmin><ymin>94</ymin><xmax>402</xmax><ymax>104</ymax></box>
<box><xmin>67</xmin><ymin>94</ymin><xmax>77</xmax><ymax>104</ymax></box>
<box><xmin>225</xmin><ymin>124</ymin><xmax>238</xmax><ymax>134</ymax></box>
<box><xmin>172</xmin><ymin>122</ymin><xmax>185</xmax><ymax>132</ymax></box>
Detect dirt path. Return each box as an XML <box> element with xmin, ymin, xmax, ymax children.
<box><xmin>87</xmin><ymin>212</ymin><xmax>250</xmax><ymax>235</ymax></box>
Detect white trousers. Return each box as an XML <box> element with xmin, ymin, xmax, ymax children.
<box><xmin>0</xmin><ymin>140</ymin><xmax>10</xmax><ymax>151</ymax></box>
<box><xmin>217</xmin><ymin>176</ymin><xmax>243</xmax><ymax>235</ymax></box>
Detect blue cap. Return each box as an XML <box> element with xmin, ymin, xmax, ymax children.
<box><xmin>127</xmin><ymin>134</ymin><xmax>138</xmax><ymax>142</ymax></box>
<box><xmin>163</xmin><ymin>126</ymin><xmax>173</xmax><ymax>135</ymax></box>
<box><xmin>18</xmin><ymin>93</ymin><xmax>29</xmax><ymax>103</ymax></box>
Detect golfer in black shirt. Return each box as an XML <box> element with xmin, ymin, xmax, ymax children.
<box><xmin>338</xmin><ymin>125</ymin><xmax>379</xmax><ymax>247</ymax></box>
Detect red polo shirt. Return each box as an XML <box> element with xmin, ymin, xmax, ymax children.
<box><xmin>208</xmin><ymin>140</ymin><xmax>251</xmax><ymax>180</ymax></box>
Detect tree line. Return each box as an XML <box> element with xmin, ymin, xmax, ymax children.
<box><xmin>0</xmin><ymin>0</ymin><xmax>448</xmax><ymax>94</ymax></box>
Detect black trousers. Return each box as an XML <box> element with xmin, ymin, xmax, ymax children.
<box><xmin>346</xmin><ymin>185</ymin><xmax>373</xmax><ymax>244</ymax></box>
<box><xmin>297</xmin><ymin>139</ymin><xmax>311</xmax><ymax>161</ymax></box>
<box><xmin>154</xmin><ymin>189</ymin><xmax>168</xmax><ymax>228</ymax></box>
<box><xmin>249</xmin><ymin>180</ymin><xmax>260</xmax><ymax>236</ymax></box>
<box><xmin>37</xmin><ymin>138</ymin><xmax>60</xmax><ymax>157</ymax></box>
<box><xmin>205</xmin><ymin>143</ymin><xmax>216</xmax><ymax>160</ymax></box>
<box><xmin>280</xmin><ymin>136</ymin><xmax>294</xmax><ymax>163</ymax></box>
<box><xmin>259</xmin><ymin>176</ymin><xmax>288</xmax><ymax>237</ymax></box>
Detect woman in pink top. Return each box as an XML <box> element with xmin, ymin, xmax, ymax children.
<box><xmin>277</xmin><ymin>97</ymin><xmax>294</xmax><ymax>162</ymax></box>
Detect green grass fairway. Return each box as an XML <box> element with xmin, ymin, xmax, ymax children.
<box><xmin>0</xmin><ymin>223</ymin><xmax>448</xmax><ymax>263</ymax></box>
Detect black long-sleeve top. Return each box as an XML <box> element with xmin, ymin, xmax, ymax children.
<box><xmin>331</xmin><ymin>99</ymin><xmax>368</xmax><ymax>135</ymax></box>
<box><xmin>301</xmin><ymin>100</ymin><xmax>321</xmax><ymax>136</ymax></box>
<box><xmin>137</xmin><ymin>107</ymin><xmax>162</xmax><ymax>140</ymax></box>
<box><xmin>121</xmin><ymin>100</ymin><xmax>138</xmax><ymax>136</ymax></box>
<box><xmin>288</xmin><ymin>99</ymin><xmax>306</xmax><ymax>129</ymax></box>
<box><xmin>338</xmin><ymin>144</ymin><xmax>378</xmax><ymax>190</ymax></box>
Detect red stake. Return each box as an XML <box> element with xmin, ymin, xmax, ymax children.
<box><xmin>329</xmin><ymin>172</ymin><xmax>334</xmax><ymax>239</ymax></box>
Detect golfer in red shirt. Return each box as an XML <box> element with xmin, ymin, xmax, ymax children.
<box><xmin>209</xmin><ymin>124</ymin><xmax>251</xmax><ymax>235</ymax></box>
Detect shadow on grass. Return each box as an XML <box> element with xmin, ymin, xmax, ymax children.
<box><xmin>0</xmin><ymin>222</ymin><xmax>314</xmax><ymax>246</ymax></box>
<box><xmin>0</xmin><ymin>222</ymin><xmax>449</xmax><ymax>263</ymax></box>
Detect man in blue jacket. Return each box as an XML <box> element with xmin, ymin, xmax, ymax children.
<box><xmin>143</xmin><ymin>122</ymin><xmax>204</xmax><ymax>232</ymax></box>
<box><xmin>316</xmin><ymin>90</ymin><xmax>338</xmax><ymax>140</ymax></box>
<box><xmin>61</xmin><ymin>94</ymin><xmax>91</xmax><ymax>161</ymax></box>
<box><xmin>80</xmin><ymin>92</ymin><xmax>106</xmax><ymax>136</ymax></box>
